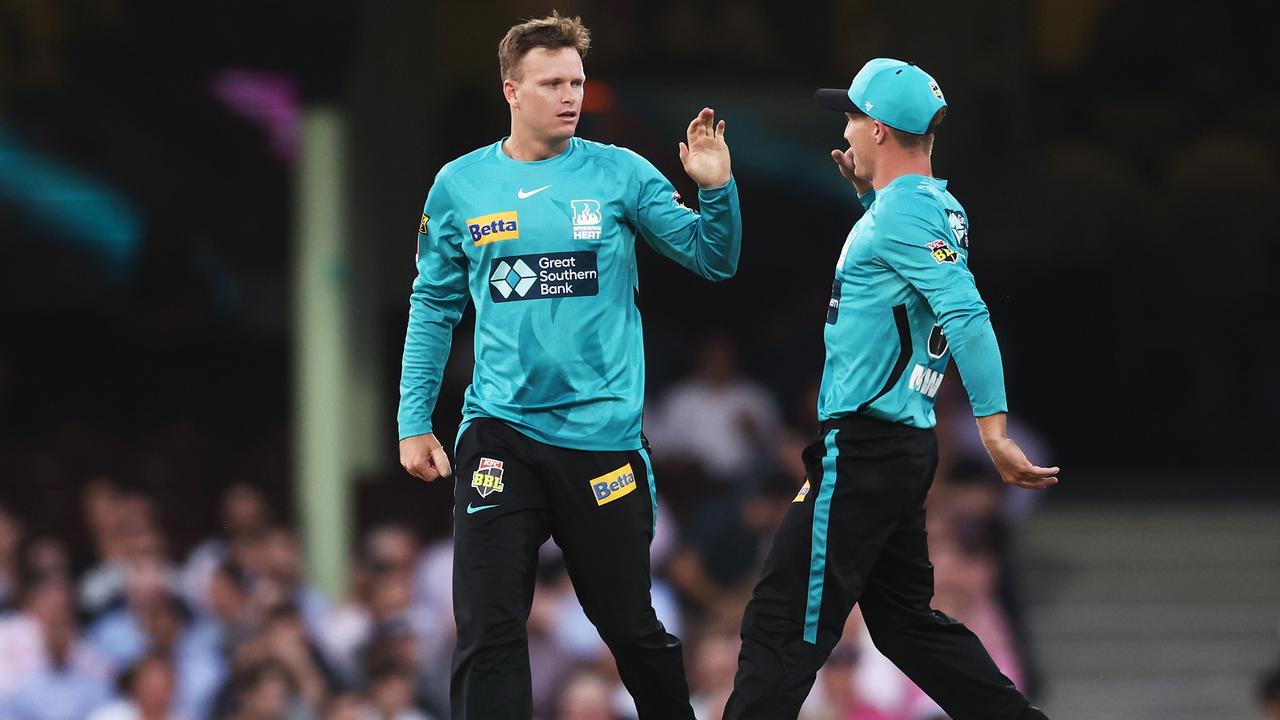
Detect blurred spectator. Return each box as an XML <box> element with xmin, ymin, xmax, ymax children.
<box><xmin>20</xmin><ymin>537</ymin><xmax>72</xmax><ymax>588</ymax></box>
<box><xmin>645</xmin><ymin>334</ymin><xmax>782</xmax><ymax>495</ymax></box>
<box><xmin>253</xmin><ymin>528</ymin><xmax>330</xmax><ymax>643</ymax></box>
<box><xmin>220</xmin><ymin>660</ymin><xmax>312</xmax><ymax>720</ymax></box>
<box><xmin>926</xmin><ymin>456</ymin><xmax>1041</xmax><ymax>697</ymax></box>
<box><xmin>174</xmin><ymin>560</ymin><xmax>253</xmax><ymax>719</ymax></box>
<box><xmin>0</xmin><ymin>566</ymin><xmax>112</xmax><ymax>696</ymax></box>
<box><xmin>667</xmin><ymin>470</ymin><xmax>794</xmax><ymax>617</ymax></box>
<box><xmin>688</xmin><ymin>624</ymin><xmax>738</xmax><ymax>720</ymax></box>
<box><xmin>181</xmin><ymin>485</ymin><xmax>271</xmax><ymax>621</ymax></box>
<box><xmin>258</xmin><ymin>603</ymin><xmax>339</xmax><ymax>708</ymax></box>
<box><xmin>365</xmin><ymin>659</ymin><xmax>434</xmax><ymax>720</ymax></box>
<box><xmin>798</xmin><ymin>644</ymin><xmax>865</xmax><ymax>720</ymax></box>
<box><xmin>78</xmin><ymin>482</ymin><xmax>171</xmax><ymax>617</ymax></box>
<box><xmin>0</xmin><ymin>504</ymin><xmax>20</xmax><ymax>610</ymax></box>
<box><xmin>0</xmin><ymin>573</ymin><xmax>113</xmax><ymax>720</ymax></box>
<box><xmin>554</xmin><ymin>668</ymin><xmax>619</xmax><ymax>720</ymax></box>
<box><xmin>526</xmin><ymin>555</ymin><xmax>577</xmax><ymax>717</ymax></box>
<box><xmin>319</xmin><ymin>694</ymin><xmax>366</xmax><ymax>720</ymax></box>
<box><xmin>929</xmin><ymin>535</ymin><xmax>1023</xmax><ymax>692</ymax></box>
<box><xmin>1258</xmin><ymin>659</ymin><xmax>1280</xmax><ymax>720</ymax></box>
<box><xmin>84</xmin><ymin>557</ymin><xmax>188</xmax><ymax>670</ymax></box>
<box><xmin>88</xmin><ymin>653</ymin><xmax>184</xmax><ymax>720</ymax></box>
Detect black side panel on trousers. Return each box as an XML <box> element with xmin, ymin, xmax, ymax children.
<box><xmin>450</xmin><ymin>419</ymin><xmax>694</xmax><ymax>720</ymax></box>
<box><xmin>723</xmin><ymin>413</ymin><xmax>1047</xmax><ymax>720</ymax></box>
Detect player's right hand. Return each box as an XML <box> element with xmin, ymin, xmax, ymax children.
<box><xmin>400</xmin><ymin>433</ymin><xmax>453</xmax><ymax>482</ymax></box>
<box><xmin>830</xmin><ymin>147</ymin><xmax>873</xmax><ymax>195</ymax></box>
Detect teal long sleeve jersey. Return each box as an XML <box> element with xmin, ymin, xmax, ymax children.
<box><xmin>819</xmin><ymin>174</ymin><xmax>1006</xmax><ymax>428</ymax></box>
<box><xmin>398</xmin><ymin>137</ymin><xmax>742</xmax><ymax>450</ymax></box>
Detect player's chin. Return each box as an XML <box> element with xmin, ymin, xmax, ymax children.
<box><xmin>552</xmin><ymin>114</ymin><xmax>579</xmax><ymax>134</ymax></box>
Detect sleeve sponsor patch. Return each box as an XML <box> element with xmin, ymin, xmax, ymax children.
<box><xmin>945</xmin><ymin>209</ymin><xmax>968</xmax><ymax>248</ymax></box>
<box><xmin>419</xmin><ymin>213</ymin><xmax>430</xmax><ymax>234</ymax></box>
<box><xmin>926</xmin><ymin>239</ymin><xmax>958</xmax><ymax>264</ymax></box>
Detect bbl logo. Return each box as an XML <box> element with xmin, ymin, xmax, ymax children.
<box><xmin>472</xmin><ymin>458</ymin><xmax>505</xmax><ymax>498</ymax></box>
<box><xmin>927</xmin><ymin>239</ymin><xmax>958</xmax><ymax>264</ymax></box>
<box><xmin>591</xmin><ymin>463</ymin><xmax>636</xmax><ymax>506</ymax></box>
<box><xmin>570</xmin><ymin>199</ymin><xmax>602</xmax><ymax>240</ymax></box>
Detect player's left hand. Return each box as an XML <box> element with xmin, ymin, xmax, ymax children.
<box><xmin>679</xmin><ymin>107</ymin><xmax>731</xmax><ymax>189</ymax></box>
<box><xmin>983</xmin><ymin>436</ymin><xmax>1059</xmax><ymax>490</ymax></box>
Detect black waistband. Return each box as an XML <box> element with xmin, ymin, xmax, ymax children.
<box><xmin>818</xmin><ymin>412</ymin><xmax>933</xmax><ymax>438</ymax></box>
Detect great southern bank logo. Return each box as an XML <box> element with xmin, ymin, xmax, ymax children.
<box><xmin>489</xmin><ymin>258</ymin><xmax>538</xmax><ymax>299</ymax></box>
<box><xmin>466</xmin><ymin>210</ymin><xmax>519</xmax><ymax>246</ymax></box>
<box><xmin>489</xmin><ymin>251</ymin><xmax>599</xmax><ymax>302</ymax></box>
<box><xmin>570</xmin><ymin>199</ymin><xmax>602</xmax><ymax>240</ymax></box>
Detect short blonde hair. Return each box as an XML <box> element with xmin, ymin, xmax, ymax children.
<box><xmin>498</xmin><ymin>10</ymin><xmax>592</xmax><ymax>82</ymax></box>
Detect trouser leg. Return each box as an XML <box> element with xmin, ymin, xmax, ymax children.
<box><xmin>724</xmin><ymin>425</ymin><xmax>919</xmax><ymax>719</ymax></box>
<box><xmin>858</xmin><ymin>499</ymin><xmax>1048</xmax><ymax>720</ymax></box>
<box><xmin>547</xmin><ymin>446</ymin><xmax>695</xmax><ymax>720</ymax></box>
<box><xmin>450</xmin><ymin>421</ymin><xmax>551</xmax><ymax>720</ymax></box>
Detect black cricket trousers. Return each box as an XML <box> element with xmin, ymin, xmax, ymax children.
<box><xmin>449</xmin><ymin>418</ymin><xmax>693</xmax><ymax>719</ymax></box>
<box><xmin>723</xmin><ymin>413</ymin><xmax>1049</xmax><ymax>720</ymax></box>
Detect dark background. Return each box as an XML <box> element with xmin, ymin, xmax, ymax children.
<box><xmin>2</xmin><ymin>0</ymin><xmax>1277</xmax><ymax>549</ymax></box>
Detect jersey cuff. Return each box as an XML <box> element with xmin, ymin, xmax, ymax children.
<box><xmin>696</xmin><ymin>175</ymin><xmax>736</xmax><ymax>194</ymax></box>
<box><xmin>398</xmin><ymin>421</ymin><xmax>434</xmax><ymax>441</ymax></box>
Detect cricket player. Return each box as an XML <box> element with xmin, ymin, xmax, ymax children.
<box><xmin>396</xmin><ymin>12</ymin><xmax>739</xmax><ymax>720</ymax></box>
<box><xmin>722</xmin><ymin>59</ymin><xmax>1055</xmax><ymax>720</ymax></box>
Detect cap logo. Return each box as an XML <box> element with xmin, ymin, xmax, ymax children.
<box><xmin>864</xmin><ymin>101</ymin><xmax>874</xmax><ymax>111</ymax></box>
<box><xmin>929</xmin><ymin>81</ymin><xmax>943</xmax><ymax>100</ymax></box>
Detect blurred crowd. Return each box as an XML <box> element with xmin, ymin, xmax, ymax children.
<box><xmin>0</xmin><ymin>336</ymin><xmax>1049</xmax><ymax>720</ymax></box>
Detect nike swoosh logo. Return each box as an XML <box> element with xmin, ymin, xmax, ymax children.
<box><xmin>466</xmin><ymin>503</ymin><xmax>499</xmax><ymax>515</ymax></box>
<box><xmin>517</xmin><ymin>185</ymin><xmax>551</xmax><ymax>199</ymax></box>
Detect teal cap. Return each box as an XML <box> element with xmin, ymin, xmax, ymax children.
<box><xmin>815</xmin><ymin>58</ymin><xmax>947</xmax><ymax>134</ymax></box>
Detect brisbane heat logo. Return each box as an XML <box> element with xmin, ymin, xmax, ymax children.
<box><xmin>570</xmin><ymin>199</ymin><xmax>602</xmax><ymax>240</ymax></box>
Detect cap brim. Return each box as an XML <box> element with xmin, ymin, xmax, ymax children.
<box><xmin>815</xmin><ymin>88</ymin><xmax>859</xmax><ymax>113</ymax></box>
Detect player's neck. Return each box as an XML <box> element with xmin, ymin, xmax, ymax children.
<box><xmin>871</xmin><ymin>153</ymin><xmax>933</xmax><ymax>191</ymax></box>
<box><xmin>503</xmin><ymin>125</ymin><xmax>571</xmax><ymax>161</ymax></box>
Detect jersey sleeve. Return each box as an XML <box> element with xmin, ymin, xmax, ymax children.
<box><xmin>857</xmin><ymin>188</ymin><xmax>876</xmax><ymax>210</ymax></box>
<box><xmin>874</xmin><ymin>202</ymin><xmax>1008</xmax><ymax>416</ymax></box>
<box><xmin>397</xmin><ymin>172</ymin><xmax>470</xmax><ymax>439</ymax></box>
<box><xmin>628</xmin><ymin>152</ymin><xmax>741</xmax><ymax>281</ymax></box>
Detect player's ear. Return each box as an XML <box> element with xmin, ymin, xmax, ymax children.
<box><xmin>502</xmin><ymin>78</ymin><xmax>519</xmax><ymax>108</ymax></box>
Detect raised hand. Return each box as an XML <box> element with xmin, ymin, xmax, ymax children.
<box><xmin>679</xmin><ymin>107</ymin><xmax>731</xmax><ymax>189</ymax></box>
<box><xmin>831</xmin><ymin>147</ymin><xmax>872</xmax><ymax>194</ymax></box>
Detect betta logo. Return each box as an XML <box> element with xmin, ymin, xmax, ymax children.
<box><xmin>591</xmin><ymin>463</ymin><xmax>637</xmax><ymax>506</ymax></box>
<box><xmin>466</xmin><ymin>211</ymin><xmax>520</xmax><ymax>245</ymax></box>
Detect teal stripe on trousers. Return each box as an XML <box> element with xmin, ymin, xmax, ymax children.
<box><xmin>804</xmin><ymin>428</ymin><xmax>840</xmax><ymax>644</ymax></box>
<box><xmin>638</xmin><ymin>447</ymin><xmax>658</xmax><ymax>537</ymax></box>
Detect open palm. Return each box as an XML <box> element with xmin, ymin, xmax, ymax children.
<box><xmin>679</xmin><ymin>107</ymin><xmax>731</xmax><ymax>189</ymax></box>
